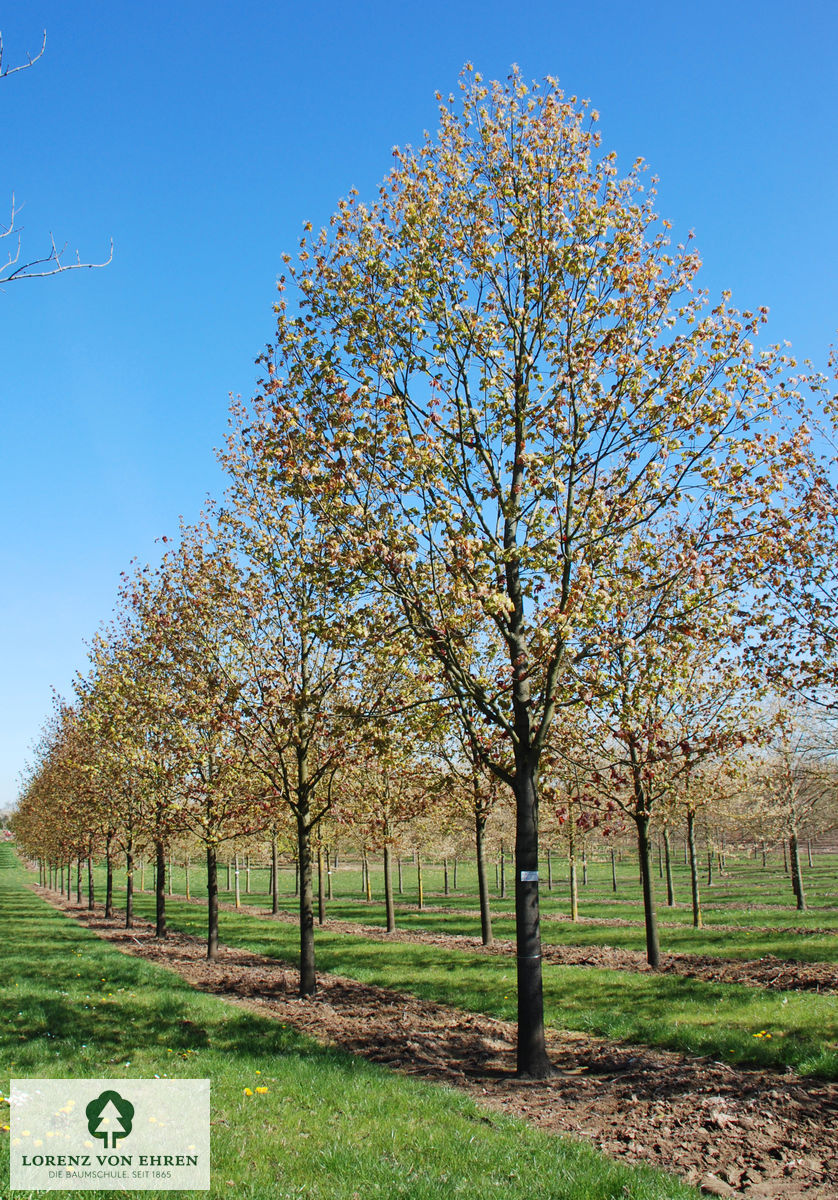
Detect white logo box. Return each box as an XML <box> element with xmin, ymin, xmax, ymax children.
<box><xmin>10</xmin><ymin>1079</ymin><xmax>210</xmax><ymax>1191</ymax></box>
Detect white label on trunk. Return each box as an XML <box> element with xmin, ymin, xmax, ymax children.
<box><xmin>519</xmin><ymin>870</ymin><xmax>539</xmax><ymax>882</ymax></box>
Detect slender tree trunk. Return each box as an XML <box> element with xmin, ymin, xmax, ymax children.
<box><xmin>582</xmin><ymin>843</ymin><xmax>588</xmax><ymax>886</ymax></box>
<box><xmin>475</xmin><ymin>811</ymin><xmax>493</xmax><ymax>948</ymax></box>
<box><xmin>317</xmin><ymin>840</ymin><xmax>326</xmax><ymax>926</ymax></box>
<box><xmin>125</xmin><ymin>843</ymin><xmax>134</xmax><ymax>930</ymax></box>
<box><xmin>417</xmin><ymin>853</ymin><xmax>424</xmax><ymax>909</ymax></box>
<box><xmin>443</xmin><ymin>857</ymin><xmax>449</xmax><ymax>896</ymax></box>
<box><xmin>687</xmin><ymin>810</ymin><xmax>702</xmax><ymax>928</ymax></box>
<box><xmin>234</xmin><ymin>852</ymin><xmax>241</xmax><ymax>909</ymax></box>
<box><xmin>383</xmin><ymin>842</ymin><xmax>396</xmax><ymax>933</ymax></box>
<box><xmin>246</xmin><ymin>854</ymin><xmax>251</xmax><ymax>894</ymax></box>
<box><xmin>76</xmin><ymin>857</ymin><xmax>82</xmax><ymax>904</ymax></box>
<box><xmin>568</xmin><ymin>819</ymin><xmax>578</xmax><ymax>922</ymax></box>
<box><xmin>663</xmin><ymin>826</ymin><xmax>674</xmax><ymax>907</ymax></box>
<box><xmin>206</xmin><ymin>845</ymin><xmax>219</xmax><ymax>960</ymax></box>
<box><xmin>67</xmin><ymin>860</ymin><xmax>72</xmax><ymax>899</ymax></box>
<box><xmin>453</xmin><ymin>857</ymin><xmax>458</xmax><ymax>889</ymax></box>
<box><xmin>271</xmin><ymin>831</ymin><xmax>279</xmax><ymax>915</ymax></box>
<box><xmin>513</xmin><ymin>761</ymin><xmax>552</xmax><ymax>1078</ymax></box>
<box><xmin>168</xmin><ymin>854</ymin><xmax>174</xmax><ymax>896</ymax></box>
<box><xmin>185</xmin><ymin>855</ymin><xmax>191</xmax><ymax>901</ymax></box>
<box><xmin>155</xmin><ymin>839</ymin><xmax>167</xmax><ymax>939</ymax></box>
<box><xmin>295</xmin><ymin>858</ymin><xmax>300</xmax><ymax>897</ymax></box>
<box><xmin>365</xmin><ymin>851</ymin><xmax>372</xmax><ymax>902</ymax></box>
<box><xmin>103</xmin><ymin>835</ymin><xmax>112</xmax><ymax>916</ymax></box>
<box><xmin>611</xmin><ymin>846</ymin><xmax>618</xmax><ymax>893</ymax></box>
<box><xmin>326</xmin><ymin>846</ymin><xmax>333</xmax><ymax>901</ymax></box>
<box><xmin>59</xmin><ymin>863</ymin><xmax>64</xmax><ymax>894</ymax></box>
<box><xmin>226</xmin><ymin>859</ymin><xmax>231</xmax><ymax>891</ymax></box>
<box><xmin>547</xmin><ymin>845</ymin><xmax>553</xmax><ymax>891</ymax></box>
<box><xmin>397</xmin><ymin>855</ymin><xmax>403</xmax><ymax>895</ymax></box>
<box><xmin>657</xmin><ymin>839</ymin><xmax>663</xmax><ymax>880</ymax></box>
<box><xmin>707</xmin><ymin>849</ymin><xmax>714</xmax><ymax>886</ymax></box>
<box><xmin>635</xmin><ymin>813</ymin><xmax>661</xmax><ymax>968</ymax></box>
<box><xmin>807</xmin><ymin>839</ymin><xmax>813</xmax><ymax>869</ymax></box>
<box><xmin>762</xmin><ymin>840</ymin><xmax>767</xmax><ymax>868</ymax></box>
<box><xmin>500</xmin><ymin>840</ymin><xmax>506</xmax><ymax>898</ymax></box>
<box><xmin>297</xmin><ymin>810</ymin><xmax>316</xmax><ymax>997</ymax></box>
<box><xmin>789</xmin><ymin>830</ymin><xmax>807</xmax><ymax>911</ymax></box>
<box><xmin>140</xmin><ymin>859</ymin><xmax>145</xmax><ymax>893</ymax></box>
<box><xmin>87</xmin><ymin>856</ymin><xmax>94</xmax><ymax>910</ymax></box>
<box><xmin>783</xmin><ymin>841</ymin><xmax>789</xmax><ymax>873</ymax></box>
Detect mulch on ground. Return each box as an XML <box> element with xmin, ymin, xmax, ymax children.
<box><xmin>41</xmin><ymin>889</ymin><xmax>838</xmax><ymax>1198</ymax></box>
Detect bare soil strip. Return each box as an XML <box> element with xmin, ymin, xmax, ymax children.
<box><xmin>41</xmin><ymin>890</ymin><xmax>838</xmax><ymax>1198</ymax></box>
<box><xmin>214</xmin><ymin>897</ymin><xmax>838</xmax><ymax>995</ymax></box>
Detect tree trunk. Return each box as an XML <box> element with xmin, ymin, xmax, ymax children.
<box><xmin>105</xmin><ymin>833</ymin><xmax>113</xmax><ymax>919</ymax></box>
<box><xmin>140</xmin><ymin>859</ymin><xmax>145</xmax><ymax>893</ymax></box>
<box><xmin>383</xmin><ymin>842</ymin><xmax>396</xmax><ymax>933</ymax></box>
<box><xmin>155</xmin><ymin>839</ymin><xmax>167</xmax><ymax>939</ymax></box>
<box><xmin>397</xmin><ymin>855</ymin><xmax>403</xmax><ymax>894</ymax></box>
<box><xmin>185</xmin><ymin>855</ymin><xmax>191</xmax><ymax>901</ymax></box>
<box><xmin>807</xmin><ymin>839</ymin><xmax>813</xmax><ymax>869</ymax></box>
<box><xmin>500</xmin><ymin>840</ymin><xmax>507</xmax><ymax>898</ymax></box>
<box><xmin>207</xmin><ymin>845</ymin><xmax>219</xmax><ymax>960</ymax></box>
<box><xmin>246</xmin><ymin>854</ymin><xmax>251</xmax><ymax>894</ymax></box>
<box><xmin>707</xmin><ymin>849</ymin><xmax>714</xmax><ymax>886</ymax></box>
<box><xmin>663</xmin><ymin>826</ymin><xmax>674</xmax><ymax>907</ymax></box>
<box><xmin>168</xmin><ymin>854</ymin><xmax>174</xmax><ymax>896</ymax></box>
<box><xmin>547</xmin><ymin>846</ymin><xmax>553</xmax><ymax>891</ymax></box>
<box><xmin>582</xmin><ymin>843</ymin><xmax>588</xmax><ymax>886</ymax></box>
<box><xmin>226</xmin><ymin>859</ymin><xmax>231</xmax><ymax>891</ymax></box>
<box><xmin>687</xmin><ymin>810</ymin><xmax>702</xmax><ymax>928</ymax></box>
<box><xmin>568</xmin><ymin>821</ymin><xmax>578</xmax><ymax>923</ymax></box>
<box><xmin>125</xmin><ymin>843</ymin><xmax>134</xmax><ymax>929</ymax></box>
<box><xmin>635</xmin><ymin>813</ymin><xmax>661</xmax><ymax>968</ymax></box>
<box><xmin>87</xmin><ymin>856</ymin><xmax>94</xmax><ymax>910</ymax></box>
<box><xmin>789</xmin><ymin>830</ymin><xmax>807</xmax><ymax>911</ymax></box>
<box><xmin>271</xmin><ymin>831</ymin><xmax>279</xmax><ymax>915</ymax></box>
<box><xmin>611</xmin><ymin>846</ymin><xmax>618</xmax><ymax>893</ymax></box>
<box><xmin>296</xmin><ymin>810</ymin><xmax>316</xmax><ymax>996</ymax></box>
<box><xmin>76</xmin><ymin>857</ymin><xmax>82</xmax><ymax>904</ymax></box>
<box><xmin>783</xmin><ymin>841</ymin><xmax>789</xmax><ymax>873</ymax></box>
<box><xmin>417</xmin><ymin>853</ymin><xmax>424</xmax><ymax>909</ymax></box>
<box><xmin>317</xmin><ymin>840</ymin><xmax>326</xmax><ymax>926</ymax></box>
<box><xmin>453</xmin><ymin>857</ymin><xmax>458</xmax><ymax>889</ymax></box>
<box><xmin>326</xmin><ymin>846</ymin><xmax>333</xmax><ymax>901</ymax></box>
<box><xmin>59</xmin><ymin>863</ymin><xmax>64</xmax><ymax>894</ymax></box>
<box><xmin>443</xmin><ymin>857</ymin><xmax>449</xmax><ymax>896</ymax></box>
<box><xmin>234</xmin><ymin>852</ymin><xmax>241</xmax><ymax>909</ymax></box>
<box><xmin>512</xmin><ymin>763</ymin><xmax>552</xmax><ymax>1078</ymax></box>
<box><xmin>761</xmin><ymin>840</ymin><xmax>767</xmax><ymax>868</ymax></box>
<box><xmin>475</xmin><ymin>811</ymin><xmax>493</xmax><ymax>948</ymax></box>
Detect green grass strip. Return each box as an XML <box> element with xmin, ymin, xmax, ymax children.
<box><xmin>1</xmin><ymin>846</ymin><xmax>697</xmax><ymax>1199</ymax></box>
<box><xmin>118</xmin><ymin>889</ymin><xmax>838</xmax><ymax>1080</ymax></box>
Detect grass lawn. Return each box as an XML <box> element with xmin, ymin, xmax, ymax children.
<box><xmin>1</xmin><ymin>844</ymin><xmax>699</xmax><ymax>1200</ymax></box>
<box><xmin>108</xmin><ymin>891</ymin><xmax>838</xmax><ymax>1079</ymax></box>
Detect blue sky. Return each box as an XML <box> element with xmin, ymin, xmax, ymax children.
<box><xmin>2</xmin><ymin>0</ymin><xmax>836</xmax><ymax>810</ymax></box>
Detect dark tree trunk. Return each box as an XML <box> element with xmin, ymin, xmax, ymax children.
<box><xmin>271</xmin><ymin>831</ymin><xmax>279</xmax><ymax>915</ymax></box>
<box><xmin>761</xmin><ymin>840</ymin><xmax>767</xmax><ymax>868</ymax></box>
<box><xmin>87</xmin><ymin>856</ymin><xmax>94</xmax><ymax>910</ymax></box>
<box><xmin>547</xmin><ymin>845</ymin><xmax>553</xmax><ymax>890</ymax></box>
<box><xmin>326</xmin><ymin>846</ymin><xmax>333</xmax><ymax>900</ymax></box>
<box><xmin>417</xmin><ymin>853</ymin><xmax>424</xmax><ymax>909</ymax></box>
<box><xmin>513</xmin><ymin>764</ymin><xmax>552</xmax><ymax>1078</ymax></box>
<box><xmin>707</xmin><ymin>849</ymin><xmax>714</xmax><ymax>886</ymax></box>
<box><xmin>807</xmin><ymin>839</ymin><xmax>813</xmax><ymax>869</ymax></box>
<box><xmin>234</xmin><ymin>852</ymin><xmax>241</xmax><ymax>909</ymax></box>
<box><xmin>185</xmin><ymin>855</ymin><xmax>191</xmax><ymax>901</ymax></box>
<box><xmin>789</xmin><ymin>830</ymin><xmax>807</xmax><ymax>911</ymax></box>
<box><xmin>568</xmin><ymin>821</ymin><xmax>578</xmax><ymax>923</ymax></box>
<box><xmin>168</xmin><ymin>854</ymin><xmax>174</xmax><ymax>896</ymax></box>
<box><xmin>663</xmin><ymin>826</ymin><xmax>674</xmax><ymax>907</ymax></box>
<box><xmin>443</xmin><ymin>857</ymin><xmax>449</xmax><ymax>896</ymax></box>
<box><xmin>453</xmin><ymin>857</ymin><xmax>458</xmax><ymax>889</ymax></box>
<box><xmin>59</xmin><ymin>863</ymin><xmax>64</xmax><ymax>894</ymax></box>
<box><xmin>76</xmin><ymin>858</ymin><xmax>82</xmax><ymax>904</ymax></box>
<box><xmin>155</xmin><ymin>840</ymin><xmax>167</xmax><ymax>939</ymax></box>
<box><xmin>783</xmin><ymin>841</ymin><xmax>789</xmax><ymax>873</ymax></box>
<box><xmin>687</xmin><ymin>809</ymin><xmax>702</xmax><ymax>928</ymax></box>
<box><xmin>475</xmin><ymin>811</ymin><xmax>493</xmax><ymax>947</ymax></box>
<box><xmin>296</xmin><ymin>810</ymin><xmax>316</xmax><ymax>997</ymax></box>
<box><xmin>610</xmin><ymin>846</ymin><xmax>618</xmax><ymax>893</ymax></box>
<box><xmin>383</xmin><ymin>842</ymin><xmax>396</xmax><ymax>933</ymax></box>
<box><xmin>500</xmin><ymin>840</ymin><xmax>507</xmax><ymax>898</ymax></box>
<box><xmin>635</xmin><ymin>813</ymin><xmax>660</xmax><ymax>968</ymax></box>
<box><xmin>207</xmin><ymin>845</ymin><xmax>219</xmax><ymax>960</ymax></box>
<box><xmin>397</xmin><ymin>855</ymin><xmax>403</xmax><ymax>895</ymax></box>
<box><xmin>105</xmin><ymin>834</ymin><xmax>113</xmax><ymax>919</ymax></box>
<box><xmin>125</xmin><ymin>844</ymin><xmax>134</xmax><ymax>929</ymax></box>
<box><xmin>317</xmin><ymin>840</ymin><xmax>326</xmax><ymax>926</ymax></box>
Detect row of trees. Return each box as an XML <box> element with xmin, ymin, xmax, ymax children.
<box><xmin>12</xmin><ymin>67</ymin><xmax>838</xmax><ymax>1077</ymax></box>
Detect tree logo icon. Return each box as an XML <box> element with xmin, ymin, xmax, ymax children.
<box><xmin>85</xmin><ymin>1090</ymin><xmax>135</xmax><ymax>1149</ymax></box>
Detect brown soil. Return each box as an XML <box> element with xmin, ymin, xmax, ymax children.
<box><xmin>218</xmin><ymin>898</ymin><xmax>838</xmax><ymax>995</ymax></box>
<box><xmin>41</xmin><ymin>890</ymin><xmax>838</xmax><ymax>1198</ymax></box>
